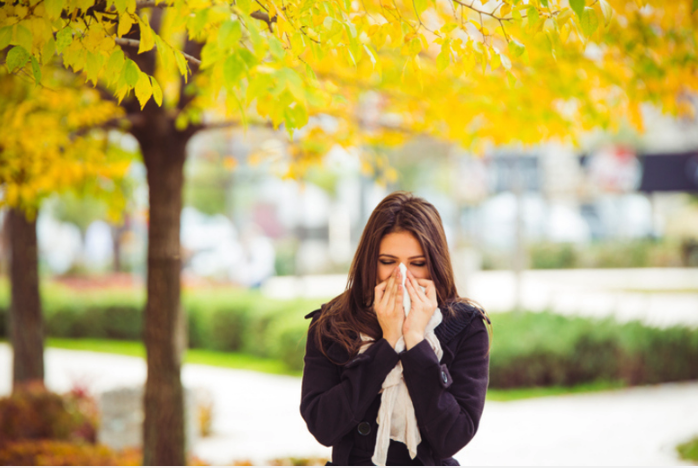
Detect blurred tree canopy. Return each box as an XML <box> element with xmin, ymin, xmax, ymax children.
<box><xmin>1</xmin><ymin>0</ymin><xmax>696</xmax><ymax>153</ymax></box>
<box><xmin>0</xmin><ymin>72</ymin><xmax>131</xmax><ymax>216</ymax></box>
<box><xmin>0</xmin><ymin>70</ymin><xmax>132</xmax><ymax>403</ymax></box>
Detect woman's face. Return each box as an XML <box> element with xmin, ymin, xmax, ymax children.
<box><xmin>376</xmin><ymin>230</ymin><xmax>431</xmax><ymax>284</ymax></box>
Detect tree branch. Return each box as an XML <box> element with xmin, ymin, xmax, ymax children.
<box><xmin>135</xmin><ymin>0</ymin><xmax>168</xmax><ymax>8</ymax></box>
<box><xmin>451</xmin><ymin>0</ymin><xmax>512</xmax><ymax>21</ymax></box>
<box><xmin>114</xmin><ymin>37</ymin><xmax>201</xmax><ymax>67</ymax></box>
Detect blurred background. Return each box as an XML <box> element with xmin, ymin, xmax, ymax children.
<box><xmin>1</xmin><ymin>104</ymin><xmax>697</xmax><ymax>466</ymax></box>
<box><xmin>1</xmin><ymin>0</ymin><xmax>698</xmax><ymax>465</ymax></box>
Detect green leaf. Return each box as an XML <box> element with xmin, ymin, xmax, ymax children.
<box><xmin>414</xmin><ymin>0</ymin><xmax>428</xmax><ymax>15</ymax></box>
<box><xmin>14</xmin><ymin>24</ymin><xmax>33</xmax><ymax>53</ymax></box>
<box><xmin>238</xmin><ymin>48</ymin><xmax>257</xmax><ymax>68</ymax></box>
<box><xmin>581</xmin><ymin>7</ymin><xmax>599</xmax><ymax>37</ymax></box>
<box><xmin>407</xmin><ymin>37</ymin><xmax>422</xmax><ymax>56</ymax></box>
<box><xmin>105</xmin><ymin>48</ymin><xmax>125</xmax><ymax>84</ymax></box>
<box><xmin>0</xmin><ymin>26</ymin><xmax>13</xmax><ymax>50</ymax></box>
<box><xmin>508</xmin><ymin>39</ymin><xmax>525</xmax><ymax>57</ymax></box>
<box><xmin>268</xmin><ymin>36</ymin><xmax>285</xmax><ymax>60</ymax></box>
<box><xmin>223</xmin><ymin>54</ymin><xmax>245</xmax><ymax>87</ymax></box>
<box><xmin>539</xmin><ymin>0</ymin><xmax>549</xmax><ymax>7</ymax></box>
<box><xmin>693</xmin><ymin>0</ymin><xmax>698</xmax><ymax>13</ymax></box>
<box><xmin>527</xmin><ymin>6</ymin><xmax>539</xmax><ymax>29</ymax></box>
<box><xmin>114</xmin><ymin>0</ymin><xmax>126</xmax><ymax>14</ymax></box>
<box><xmin>30</xmin><ymin>55</ymin><xmax>41</xmax><ymax>82</ymax></box>
<box><xmin>569</xmin><ymin>0</ymin><xmax>585</xmax><ymax>20</ymax></box>
<box><xmin>283</xmin><ymin>102</ymin><xmax>308</xmax><ymax>133</ymax></box>
<box><xmin>277</xmin><ymin>68</ymin><xmax>305</xmax><ymax>103</ymax></box>
<box><xmin>174</xmin><ymin>50</ymin><xmax>188</xmax><ymax>80</ymax></box>
<box><xmin>44</xmin><ymin>0</ymin><xmax>64</xmax><ymax>20</ymax></box>
<box><xmin>6</xmin><ymin>46</ymin><xmax>30</xmax><ymax>72</ymax></box>
<box><xmin>55</xmin><ymin>27</ymin><xmax>73</xmax><ymax>53</ymax></box>
<box><xmin>218</xmin><ymin>20</ymin><xmax>242</xmax><ymax>49</ymax></box>
<box><xmin>436</xmin><ymin>41</ymin><xmax>450</xmax><ymax>71</ymax></box>
<box><xmin>124</xmin><ymin>58</ymin><xmax>140</xmax><ymax>86</ymax></box>
<box><xmin>153</xmin><ymin>35</ymin><xmax>172</xmax><ymax>70</ymax></box>
<box><xmin>188</xmin><ymin>9</ymin><xmax>209</xmax><ymax>37</ymax></box>
<box><xmin>41</xmin><ymin>37</ymin><xmax>56</xmax><ymax>64</ymax></box>
<box><xmin>85</xmin><ymin>51</ymin><xmax>104</xmax><ymax>84</ymax></box>
<box><xmin>150</xmin><ymin>76</ymin><xmax>163</xmax><ymax>106</ymax></box>
<box><xmin>236</xmin><ymin>0</ymin><xmax>252</xmax><ymax>14</ymax></box>
<box><xmin>135</xmin><ymin>71</ymin><xmax>152</xmax><ymax>109</ymax></box>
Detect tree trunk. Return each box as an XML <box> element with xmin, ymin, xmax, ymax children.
<box><xmin>7</xmin><ymin>208</ymin><xmax>44</xmax><ymax>390</ymax></box>
<box><xmin>135</xmin><ymin>118</ymin><xmax>190</xmax><ymax>466</ymax></box>
<box><xmin>124</xmin><ymin>10</ymin><xmax>202</xmax><ymax>462</ymax></box>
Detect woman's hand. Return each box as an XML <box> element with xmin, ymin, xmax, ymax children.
<box><xmin>373</xmin><ymin>267</ymin><xmax>405</xmax><ymax>348</ymax></box>
<box><xmin>403</xmin><ymin>269</ymin><xmax>438</xmax><ymax>350</ymax></box>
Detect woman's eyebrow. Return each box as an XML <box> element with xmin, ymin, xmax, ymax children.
<box><xmin>378</xmin><ymin>254</ymin><xmax>426</xmax><ymax>259</ymax></box>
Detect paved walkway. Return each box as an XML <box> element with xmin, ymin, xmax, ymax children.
<box><xmin>1</xmin><ymin>344</ymin><xmax>697</xmax><ymax>465</ymax></box>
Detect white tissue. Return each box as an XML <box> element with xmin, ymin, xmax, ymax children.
<box><xmin>399</xmin><ymin>263</ymin><xmax>411</xmax><ymax>316</ymax></box>
<box><xmin>399</xmin><ymin>262</ymin><xmax>426</xmax><ymax>316</ymax></box>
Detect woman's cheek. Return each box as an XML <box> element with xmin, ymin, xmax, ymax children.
<box><xmin>377</xmin><ymin>266</ymin><xmax>389</xmax><ymax>283</ymax></box>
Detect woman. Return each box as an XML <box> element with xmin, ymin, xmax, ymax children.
<box><xmin>300</xmin><ymin>191</ymin><xmax>490</xmax><ymax>466</ymax></box>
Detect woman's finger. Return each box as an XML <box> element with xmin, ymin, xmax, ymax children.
<box><xmin>380</xmin><ymin>271</ymin><xmax>398</xmax><ymax>308</ymax></box>
<box><xmin>375</xmin><ymin>278</ymin><xmax>388</xmax><ymax>299</ymax></box>
<box><xmin>405</xmin><ymin>272</ymin><xmax>427</xmax><ymax>302</ymax></box>
<box><xmin>383</xmin><ymin>272</ymin><xmax>399</xmax><ymax>311</ymax></box>
<box><xmin>416</xmin><ymin>278</ymin><xmax>437</xmax><ymax>303</ymax></box>
<box><xmin>404</xmin><ymin>273</ymin><xmax>419</xmax><ymax>302</ymax></box>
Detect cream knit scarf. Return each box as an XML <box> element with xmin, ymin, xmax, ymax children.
<box><xmin>359</xmin><ymin>263</ymin><xmax>443</xmax><ymax>466</ymax></box>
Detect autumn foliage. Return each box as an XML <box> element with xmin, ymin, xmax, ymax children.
<box><xmin>1</xmin><ymin>0</ymin><xmax>696</xmax><ymax>152</ymax></box>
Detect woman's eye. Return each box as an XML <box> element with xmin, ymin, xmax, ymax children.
<box><xmin>412</xmin><ymin>262</ymin><xmax>426</xmax><ymax>267</ymax></box>
<box><xmin>379</xmin><ymin>260</ymin><xmax>395</xmax><ymax>265</ymax></box>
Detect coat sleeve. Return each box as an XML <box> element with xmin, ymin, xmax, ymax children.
<box><xmin>400</xmin><ymin>316</ymin><xmax>490</xmax><ymax>459</ymax></box>
<box><xmin>299</xmin><ymin>314</ymin><xmax>400</xmax><ymax>447</ymax></box>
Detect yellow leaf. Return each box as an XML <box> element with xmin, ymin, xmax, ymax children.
<box><xmin>118</xmin><ymin>14</ymin><xmax>134</xmax><ymax>37</ymax></box>
<box><xmin>135</xmin><ymin>71</ymin><xmax>153</xmax><ymax>109</ymax></box>
<box><xmin>137</xmin><ymin>17</ymin><xmax>155</xmax><ymax>53</ymax></box>
<box><xmin>150</xmin><ymin>76</ymin><xmax>162</xmax><ymax>106</ymax></box>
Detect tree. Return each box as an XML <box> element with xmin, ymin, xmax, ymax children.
<box><xmin>2</xmin><ymin>0</ymin><xmax>696</xmax><ymax>464</ymax></box>
<box><xmin>0</xmin><ymin>70</ymin><xmax>130</xmax><ymax>390</ymax></box>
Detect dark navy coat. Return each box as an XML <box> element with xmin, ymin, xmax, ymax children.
<box><xmin>300</xmin><ymin>302</ymin><xmax>490</xmax><ymax>466</ymax></box>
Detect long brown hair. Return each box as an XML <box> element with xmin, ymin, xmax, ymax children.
<box><xmin>312</xmin><ymin>191</ymin><xmax>486</xmax><ymax>363</ymax></box>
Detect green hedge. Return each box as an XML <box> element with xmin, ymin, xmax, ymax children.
<box><xmin>1</xmin><ymin>282</ymin><xmax>697</xmax><ymax>387</ymax></box>
<box><xmin>0</xmin><ymin>282</ymin><xmax>320</xmax><ymax>372</ymax></box>
<box><xmin>489</xmin><ymin>312</ymin><xmax>698</xmax><ymax>388</ymax></box>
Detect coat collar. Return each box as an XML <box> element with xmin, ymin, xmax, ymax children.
<box><xmin>434</xmin><ymin>302</ymin><xmax>486</xmax><ymax>365</ymax></box>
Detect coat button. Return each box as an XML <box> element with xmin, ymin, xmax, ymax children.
<box><xmin>441</xmin><ymin>371</ymin><xmax>448</xmax><ymax>383</ymax></box>
<box><xmin>357</xmin><ymin>422</ymin><xmax>371</xmax><ymax>436</ymax></box>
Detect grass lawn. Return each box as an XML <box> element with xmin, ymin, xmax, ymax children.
<box><xmin>485</xmin><ymin>380</ymin><xmax>626</xmax><ymax>401</ymax></box>
<box><xmin>45</xmin><ymin>338</ymin><xmax>295</xmax><ymax>376</ymax></box>
<box><xmin>35</xmin><ymin>338</ymin><xmax>630</xmax><ymax>401</ymax></box>
<box><xmin>677</xmin><ymin>436</ymin><xmax>698</xmax><ymax>463</ymax></box>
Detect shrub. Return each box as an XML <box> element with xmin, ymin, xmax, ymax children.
<box><xmin>677</xmin><ymin>436</ymin><xmax>698</xmax><ymax>463</ymax></box>
<box><xmin>488</xmin><ymin>312</ymin><xmax>698</xmax><ymax>388</ymax></box>
<box><xmin>2</xmin><ymin>281</ymin><xmax>697</xmax><ymax>388</ymax></box>
<box><xmin>0</xmin><ymin>383</ymin><xmax>98</xmax><ymax>443</ymax></box>
<box><xmin>0</xmin><ymin>440</ymin><xmax>141</xmax><ymax>466</ymax></box>
<box><xmin>0</xmin><ymin>441</ymin><xmax>207</xmax><ymax>466</ymax></box>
